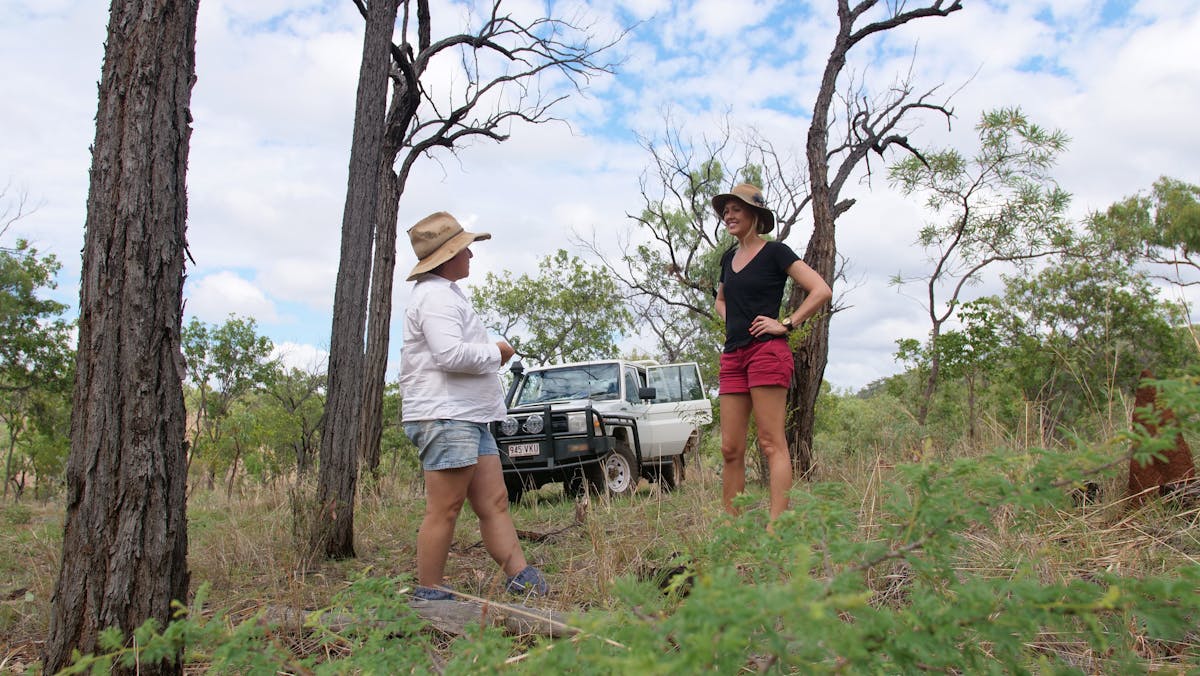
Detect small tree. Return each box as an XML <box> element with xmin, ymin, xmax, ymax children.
<box><xmin>471</xmin><ymin>249</ymin><xmax>633</xmax><ymax>366</ymax></box>
<box><xmin>21</xmin><ymin>388</ymin><xmax>74</xmax><ymax>499</ymax></box>
<box><xmin>888</xmin><ymin>108</ymin><xmax>1074</xmax><ymax>427</ymax></box>
<box><xmin>181</xmin><ymin>315</ymin><xmax>275</xmax><ymax>489</ymax></box>
<box><xmin>1</xmin><ymin>239</ymin><xmax>73</xmax><ymax>499</ymax></box>
<box><xmin>992</xmin><ymin>257</ymin><xmax>1192</xmax><ymax>438</ymax></box>
<box><xmin>1087</xmin><ymin>176</ymin><xmax>1200</xmax><ymax>292</ymax></box>
<box><xmin>217</xmin><ymin>399</ymin><xmax>270</xmax><ymax>498</ymax></box>
<box><xmin>262</xmin><ymin>363</ymin><xmax>326</xmax><ymax>477</ymax></box>
<box><xmin>894</xmin><ymin>300</ymin><xmax>1005</xmax><ymax>446</ymax></box>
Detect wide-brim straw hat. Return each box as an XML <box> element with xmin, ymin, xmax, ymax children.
<box><xmin>711</xmin><ymin>183</ymin><xmax>775</xmax><ymax>234</ymax></box>
<box><xmin>406</xmin><ymin>211</ymin><xmax>491</xmax><ymax>281</ymax></box>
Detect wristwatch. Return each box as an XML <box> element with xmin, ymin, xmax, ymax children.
<box><xmin>782</xmin><ymin>317</ymin><xmax>794</xmax><ymax>332</ymax></box>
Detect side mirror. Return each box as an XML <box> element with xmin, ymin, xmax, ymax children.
<box><xmin>638</xmin><ymin>386</ymin><xmax>657</xmax><ymax>401</ymax></box>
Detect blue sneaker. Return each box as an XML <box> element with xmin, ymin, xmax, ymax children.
<box><xmin>413</xmin><ymin>585</ymin><xmax>455</xmax><ymax>601</ymax></box>
<box><xmin>505</xmin><ymin>566</ymin><xmax>549</xmax><ymax>597</ymax></box>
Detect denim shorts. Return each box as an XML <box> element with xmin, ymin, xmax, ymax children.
<box><xmin>402</xmin><ymin>420</ymin><xmax>500</xmax><ymax>471</ymax></box>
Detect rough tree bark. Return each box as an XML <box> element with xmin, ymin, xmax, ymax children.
<box><xmin>42</xmin><ymin>0</ymin><xmax>199</xmax><ymax>672</ymax></box>
<box><xmin>359</xmin><ymin>36</ymin><xmax>417</xmax><ymax>481</ymax></box>
<box><xmin>312</xmin><ymin>0</ymin><xmax>397</xmax><ymax>560</ymax></box>
<box><xmin>359</xmin><ymin>165</ymin><xmax>399</xmax><ymax>481</ymax></box>
<box><xmin>787</xmin><ymin>0</ymin><xmax>961</xmax><ymax>477</ymax></box>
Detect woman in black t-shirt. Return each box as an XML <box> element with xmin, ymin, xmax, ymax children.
<box><xmin>713</xmin><ymin>183</ymin><xmax>832</xmax><ymax>524</ymax></box>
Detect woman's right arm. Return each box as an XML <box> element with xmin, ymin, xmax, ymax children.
<box><xmin>715</xmin><ymin>283</ymin><xmax>726</xmax><ymax>322</ymax></box>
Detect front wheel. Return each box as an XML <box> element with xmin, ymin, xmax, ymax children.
<box><xmin>589</xmin><ymin>443</ymin><xmax>638</xmax><ymax>498</ymax></box>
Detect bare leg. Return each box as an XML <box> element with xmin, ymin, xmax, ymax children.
<box><xmin>466</xmin><ymin>455</ymin><xmax>528</xmax><ymax>577</ymax></box>
<box><xmin>750</xmin><ymin>385</ymin><xmax>791</xmax><ymax>521</ymax></box>
<box><xmin>417</xmin><ymin>465</ymin><xmax>475</xmax><ymax>587</ymax></box>
<box><xmin>720</xmin><ymin>393</ymin><xmax>753</xmax><ymax>516</ymax></box>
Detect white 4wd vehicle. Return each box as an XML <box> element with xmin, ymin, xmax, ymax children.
<box><xmin>493</xmin><ymin>359</ymin><xmax>712</xmax><ymax>502</ymax></box>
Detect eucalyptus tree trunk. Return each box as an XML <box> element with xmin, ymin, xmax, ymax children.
<box><xmin>43</xmin><ymin>0</ymin><xmax>198</xmax><ymax>672</ymax></box>
<box><xmin>786</xmin><ymin>0</ymin><xmax>962</xmax><ymax>478</ymax></box>
<box><xmin>787</xmin><ymin>5</ymin><xmax>849</xmax><ymax>479</ymax></box>
<box><xmin>312</xmin><ymin>0</ymin><xmax>397</xmax><ymax>559</ymax></box>
<box><xmin>360</xmin><ymin>66</ymin><xmax>418</xmax><ymax>479</ymax></box>
<box><xmin>359</xmin><ymin>163</ymin><xmax>399</xmax><ymax>480</ymax></box>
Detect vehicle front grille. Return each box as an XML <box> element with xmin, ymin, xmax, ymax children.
<box><xmin>496</xmin><ymin>411</ymin><xmax>581</xmax><ymax>438</ymax></box>
<box><xmin>550</xmin><ymin>414</ymin><xmax>568</xmax><ymax>433</ymax></box>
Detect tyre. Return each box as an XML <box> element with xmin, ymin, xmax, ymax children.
<box><xmin>590</xmin><ymin>443</ymin><xmax>638</xmax><ymax>497</ymax></box>
<box><xmin>581</xmin><ymin>460</ymin><xmax>606</xmax><ymax>496</ymax></box>
<box><xmin>504</xmin><ymin>474</ymin><xmax>531</xmax><ymax>504</ymax></box>
<box><xmin>658</xmin><ymin>454</ymin><xmax>685</xmax><ymax>492</ymax></box>
<box><xmin>564</xmin><ymin>469</ymin><xmax>588</xmax><ymax>498</ymax></box>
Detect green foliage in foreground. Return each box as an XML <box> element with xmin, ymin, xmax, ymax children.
<box><xmin>60</xmin><ymin>432</ymin><xmax>1200</xmax><ymax>675</ymax></box>
<box><xmin>55</xmin><ymin>577</ymin><xmax>433</xmax><ymax>674</ymax></box>
<box><xmin>517</xmin><ymin>450</ymin><xmax>1198</xmax><ymax>674</ymax></box>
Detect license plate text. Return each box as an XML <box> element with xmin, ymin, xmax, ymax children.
<box><xmin>507</xmin><ymin>442</ymin><xmax>540</xmax><ymax>458</ymax></box>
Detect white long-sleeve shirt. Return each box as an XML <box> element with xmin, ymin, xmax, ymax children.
<box><xmin>399</xmin><ymin>275</ymin><xmax>508</xmax><ymax>423</ymax></box>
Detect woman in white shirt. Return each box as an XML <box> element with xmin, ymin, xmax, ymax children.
<box><xmin>399</xmin><ymin>212</ymin><xmax>548</xmax><ymax>601</ymax></box>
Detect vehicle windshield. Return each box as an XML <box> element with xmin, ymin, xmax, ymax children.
<box><xmin>514</xmin><ymin>363</ymin><xmax>621</xmax><ymax>405</ymax></box>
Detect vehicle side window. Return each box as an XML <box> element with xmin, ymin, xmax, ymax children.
<box><xmin>624</xmin><ymin>368</ymin><xmax>641</xmax><ymax>404</ymax></box>
<box><xmin>647</xmin><ymin>364</ymin><xmax>704</xmax><ymax>403</ymax></box>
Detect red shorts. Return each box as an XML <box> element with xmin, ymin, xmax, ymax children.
<box><xmin>719</xmin><ymin>338</ymin><xmax>794</xmax><ymax>394</ymax></box>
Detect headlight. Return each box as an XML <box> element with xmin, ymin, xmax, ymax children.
<box><xmin>567</xmin><ymin>412</ymin><xmax>586</xmax><ymax>433</ymax></box>
<box><xmin>567</xmin><ymin>413</ymin><xmax>602</xmax><ymax>434</ymax></box>
<box><xmin>499</xmin><ymin>417</ymin><xmax>519</xmax><ymax>436</ymax></box>
<box><xmin>522</xmin><ymin>414</ymin><xmax>544</xmax><ymax>434</ymax></box>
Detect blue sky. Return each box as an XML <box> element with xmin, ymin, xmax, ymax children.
<box><xmin>2</xmin><ymin>0</ymin><xmax>1199</xmax><ymax>390</ymax></box>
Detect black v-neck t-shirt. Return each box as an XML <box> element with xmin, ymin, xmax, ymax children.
<box><xmin>719</xmin><ymin>240</ymin><xmax>800</xmax><ymax>352</ymax></box>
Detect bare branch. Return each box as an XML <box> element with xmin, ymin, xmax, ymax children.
<box><xmin>831</xmin><ymin>77</ymin><xmax>953</xmax><ymax>197</ymax></box>
<box><xmin>0</xmin><ymin>182</ymin><xmax>40</xmax><ymax>246</ymax></box>
<box><xmin>354</xmin><ymin>1</ymin><xmax>626</xmax><ymax>184</ymax></box>
<box><xmin>417</xmin><ymin>0</ymin><xmax>430</xmax><ymax>52</ymax></box>
<box><xmin>846</xmin><ymin>0</ymin><xmax>964</xmax><ymax>47</ymax></box>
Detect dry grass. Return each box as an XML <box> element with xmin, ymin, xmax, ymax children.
<box><xmin>0</xmin><ymin>501</ymin><xmax>61</xmax><ymax>670</ymax></box>
<box><xmin>2</xmin><ymin>441</ymin><xmax>1199</xmax><ymax>672</ymax></box>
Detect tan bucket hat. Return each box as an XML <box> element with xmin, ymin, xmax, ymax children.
<box><xmin>711</xmin><ymin>183</ymin><xmax>775</xmax><ymax>234</ymax></box>
<box><xmin>406</xmin><ymin>211</ymin><xmax>491</xmax><ymax>281</ymax></box>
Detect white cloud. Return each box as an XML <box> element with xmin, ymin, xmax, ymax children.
<box><xmin>271</xmin><ymin>341</ymin><xmax>329</xmax><ymax>374</ymax></box>
<box><xmin>690</xmin><ymin>0</ymin><xmax>783</xmax><ymax>38</ymax></box>
<box><xmin>186</xmin><ymin>271</ymin><xmax>279</xmax><ymax>324</ymax></box>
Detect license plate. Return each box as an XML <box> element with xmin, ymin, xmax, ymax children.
<box><xmin>507</xmin><ymin>442</ymin><xmax>540</xmax><ymax>458</ymax></box>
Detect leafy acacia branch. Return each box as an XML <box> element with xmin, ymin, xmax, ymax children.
<box><xmin>583</xmin><ymin>231</ymin><xmax>716</xmax><ymax>320</ymax></box>
<box><xmin>634</xmin><ymin>114</ymin><xmax>734</xmax><ymax>244</ymax></box>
